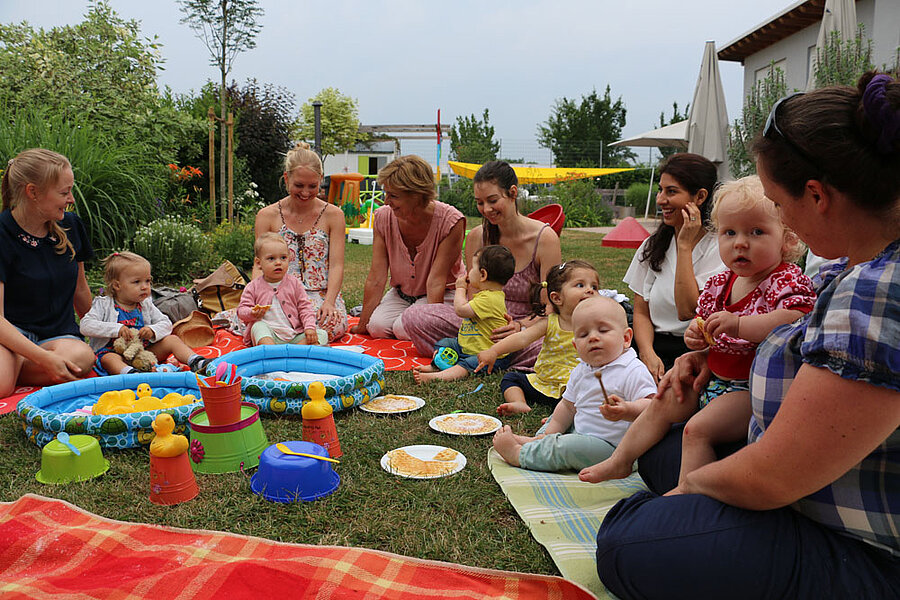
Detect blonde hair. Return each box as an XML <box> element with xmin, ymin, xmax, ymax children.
<box><xmin>102</xmin><ymin>251</ymin><xmax>151</xmax><ymax>299</ymax></box>
<box><xmin>254</xmin><ymin>232</ymin><xmax>288</xmax><ymax>257</ymax></box>
<box><xmin>1</xmin><ymin>148</ymin><xmax>75</xmax><ymax>257</ymax></box>
<box><xmin>377</xmin><ymin>155</ymin><xmax>436</xmax><ymax>205</ymax></box>
<box><xmin>710</xmin><ymin>175</ymin><xmax>806</xmax><ymax>263</ymax></box>
<box><xmin>284</xmin><ymin>142</ymin><xmax>323</xmax><ymax>179</ymax></box>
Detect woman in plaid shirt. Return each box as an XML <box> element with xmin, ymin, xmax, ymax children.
<box><xmin>596</xmin><ymin>72</ymin><xmax>900</xmax><ymax>599</ymax></box>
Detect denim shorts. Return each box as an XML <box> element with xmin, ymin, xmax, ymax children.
<box><xmin>15</xmin><ymin>326</ymin><xmax>82</xmax><ymax>346</ymax></box>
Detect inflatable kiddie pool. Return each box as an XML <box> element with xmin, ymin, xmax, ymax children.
<box><xmin>17</xmin><ymin>371</ymin><xmax>202</xmax><ymax>450</ymax></box>
<box><xmin>208</xmin><ymin>345</ymin><xmax>385</xmax><ymax>416</ymax></box>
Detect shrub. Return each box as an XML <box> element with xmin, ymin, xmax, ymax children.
<box><xmin>550</xmin><ymin>179</ymin><xmax>613</xmax><ymax>227</ymax></box>
<box><xmin>133</xmin><ymin>217</ymin><xmax>208</xmax><ymax>284</ymax></box>
<box><xmin>440</xmin><ymin>178</ymin><xmax>478</xmax><ymax>216</ymax></box>
<box><xmin>209</xmin><ymin>220</ymin><xmax>255</xmax><ymax>271</ymax></box>
<box><xmin>625</xmin><ymin>182</ymin><xmax>651</xmax><ymax>216</ymax></box>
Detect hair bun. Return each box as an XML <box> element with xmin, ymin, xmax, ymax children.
<box><xmin>858</xmin><ymin>72</ymin><xmax>900</xmax><ymax>155</ymax></box>
<box><xmin>294</xmin><ymin>141</ymin><xmax>311</xmax><ymax>151</ymax></box>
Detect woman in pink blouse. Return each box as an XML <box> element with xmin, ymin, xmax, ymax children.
<box><xmin>350</xmin><ymin>155</ymin><xmax>466</xmax><ymax>339</ymax></box>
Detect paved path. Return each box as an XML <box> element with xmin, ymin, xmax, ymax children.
<box><xmin>572</xmin><ymin>217</ymin><xmax>659</xmax><ymax>235</ymax></box>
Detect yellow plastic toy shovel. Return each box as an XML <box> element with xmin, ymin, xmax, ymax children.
<box><xmin>275</xmin><ymin>442</ymin><xmax>340</xmax><ymax>464</ymax></box>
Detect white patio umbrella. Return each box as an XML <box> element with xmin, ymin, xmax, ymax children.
<box><xmin>807</xmin><ymin>0</ymin><xmax>858</xmax><ymax>90</ymax></box>
<box><xmin>687</xmin><ymin>40</ymin><xmax>731</xmax><ymax>181</ymax></box>
<box><xmin>608</xmin><ymin>121</ymin><xmax>688</xmax><ymax>150</ymax></box>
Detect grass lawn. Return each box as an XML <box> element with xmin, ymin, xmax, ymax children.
<box><xmin>0</xmin><ymin>227</ymin><xmax>637</xmax><ymax>576</ymax></box>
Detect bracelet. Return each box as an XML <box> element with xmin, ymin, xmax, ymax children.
<box><xmin>736</xmin><ymin>316</ymin><xmax>741</xmax><ymax>339</ymax></box>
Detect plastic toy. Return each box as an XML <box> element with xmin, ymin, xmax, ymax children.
<box><xmin>93</xmin><ymin>385</ymin><xmax>197</xmax><ymax>416</ymax></box>
<box><xmin>36</xmin><ymin>434</ymin><xmax>109</xmax><ymax>484</ymax></box>
<box><xmin>188</xmin><ymin>403</ymin><xmax>268</xmax><ymax>474</ymax></box>
<box><xmin>433</xmin><ymin>346</ymin><xmax>459</xmax><ymax>371</ymax></box>
<box><xmin>251</xmin><ymin>441</ymin><xmax>340</xmax><ymax>503</ymax></box>
<box><xmin>149</xmin><ymin>414</ymin><xmax>198</xmax><ymax>505</ymax></box>
<box><xmin>198</xmin><ymin>364</ymin><xmax>243</xmax><ymax>426</ymax></box>
<box><xmin>302</xmin><ymin>381</ymin><xmax>342</xmax><ymax>458</ymax></box>
<box><xmin>113</xmin><ymin>328</ymin><xmax>158</xmax><ymax>372</ymax></box>
<box><xmin>206</xmin><ymin>345</ymin><xmax>385</xmax><ymax>416</ymax></box>
<box><xmin>150</xmin><ymin>414</ymin><xmax>189</xmax><ymax>458</ymax></box>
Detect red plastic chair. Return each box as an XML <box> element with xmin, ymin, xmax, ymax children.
<box><xmin>527</xmin><ymin>203</ymin><xmax>566</xmax><ymax>235</ymax></box>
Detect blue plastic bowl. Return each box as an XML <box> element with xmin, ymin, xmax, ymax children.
<box><xmin>250</xmin><ymin>441</ymin><xmax>340</xmax><ymax>503</ymax></box>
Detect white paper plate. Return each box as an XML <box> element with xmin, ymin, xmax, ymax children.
<box><xmin>380</xmin><ymin>444</ymin><xmax>466</xmax><ymax>479</ymax></box>
<box><xmin>429</xmin><ymin>412</ymin><xmax>502</xmax><ymax>436</ymax></box>
<box><xmin>359</xmin><ymin>394</ymin><xmax>425</xmax><ymax>415</ymax></box>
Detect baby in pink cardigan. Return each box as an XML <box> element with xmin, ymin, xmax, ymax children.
<box><xmin>238</xmin><ymin>233</ymin><xmax>321</xmax><ymax>346</ymax></box>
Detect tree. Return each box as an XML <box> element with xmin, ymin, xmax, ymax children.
<box><xmin>227</xmin><ymin>79</ymin><xmax>296</xmax><ymax>204</ymax></box>
<box><xmin>537</xmin><ymin>87</ymin><xmax>636</xmax><ymax>167</ymax></box>
<box><xmin>657</xmin><ymin>101</ymin><xmax>690</xmax><ymax>160</ymax></box>
<box><xmin>297</xmin><ymin>88</ymin><xmax>362</xmax><ymax>159</ymax></box>
<box><xmin>177</xmin><ymin>0</ymin><xmax>264</xmax><ymax>214</ymax></box>
<box><xmin>449</xmin><ymin>109</ymin><xmax>500</xmax><ymax>164</ymax></box>
<box><xmin>812</xmin><ymin>24</ymin><xmax>874</xmax><ymax>89</ymax></box>
<box><xmin>727</xmin><ymin>64</ymin><xmax>787</xmax><ymax>178</ymax></box>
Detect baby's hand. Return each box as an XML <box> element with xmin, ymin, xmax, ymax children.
<box><xmin>137</xmin><ymin>326</ymin><xmax>154</xmax><ymax>341</ymax></box>
<box><xmin>475</xmin><ymin>348</ymin><xmax>497</xmax><ymax>374</ymax></box>
<box><xmin>598</xmin><ymin>394</ymin><xmax>630</xmax><ymax>421</ymax></box>
<box><xmin>455</xmin><ymin>275</ymin><xmax>468</xmax><ymax>290</ymax></box>
<box><xmin>118</xmin><ymin>325</ymin><xmax>132</xmax><ymax>340</ymax></box>
<box><xmin>304</xmin><ymin>328</ymin><xmax>318</xmax><ymax>345</ymax></box>
<box><xmin>251</xmin><ymin>304</ymin><xmax>270</xmax><ymax>319</ymax></box>
<box><xmin>685</xmin><ymin>318</ymin><xmax>709</xmax><ymax>350</ymax></box>
<box><xmin>704</xmin><ymin>311</ymin><xmax>740</xmax><ymax>340</ymax></box>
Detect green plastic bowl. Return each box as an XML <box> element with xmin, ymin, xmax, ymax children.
<box><xmin>36</xmin><ymin>435</ymin><xmax>110</xmax><ymax>484</ymax></box>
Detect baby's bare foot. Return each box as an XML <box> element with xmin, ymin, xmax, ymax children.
<box><xmin>578</xmin><ymin>458</ymin><xmax>632</xmax><ymax>483</ymax></box>
<box><xmin>492</xmin><ymin>425</ymin><xmax>523</xmax><ymax>466</ymax></box>
<box><xmin>497</xmin><ymin>401</ymin><xmax>532</xmax><ymax>416</ymax></box>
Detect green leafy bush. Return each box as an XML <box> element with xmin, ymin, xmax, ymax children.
<box><xmin>0</xmin><ymin>109</ymin><xmax>161</xmax><ymax>253</ymax></box>
<box><xmin>550</xmin><ymin>179</ymin><xmax>613</xmax><ymax>227</ymax></box>
<box><xmin>209</xmin><ymin>220</ymin><xmax>255</xmax><ymax>271</ymax></box>
<box><xmin>133</xmin><ymin>217</ymin><xmax>208</xmax><ymax>284</ymax></box>
<box><xmin>440</xmin><ymin>178</ymin><xmax>478</xmax><ymax>216</ymax></box>
<box><xmin>625</xmin><ymin>182</ymin><xmax>651</xmax><ymax>216</ymax></box>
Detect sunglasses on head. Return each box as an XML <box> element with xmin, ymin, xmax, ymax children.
<box><xmin>763</xmin><ymin>92</ymin><xmax>822</xmax><ymax>171</ymax></box>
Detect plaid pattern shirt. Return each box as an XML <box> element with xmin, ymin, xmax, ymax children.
<box><xmin>749</xmin><ymin>239</ymin><xmax>900</xmax><ymax>556</ymax></box>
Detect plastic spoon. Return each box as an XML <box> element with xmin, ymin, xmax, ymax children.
<box><xmin>57</xmin><ymin>432</ymin><xmax>81</xmax><ymax>456</ymax></box>
<box><xmin>275</xmin><ymin>442</ymin><xmax>340</xmax><ymax>464</ymax></box>
<box><xmin>456</xmin><ymin>383</ymin><xmax>484</xmax><ymax>398</ymax></box>
<box><xmin>215</xmin><ymin>362</ymin><xmax>228</xmax><ymax>382</ymax></box>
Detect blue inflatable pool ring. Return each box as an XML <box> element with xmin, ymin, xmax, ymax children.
<box><xmin>17</xmin><ymin>371</ymin><xmax>202</xmax><ymax>450</ymax></box>
<box><xmin>207</xmin><ymin>345</ymin><xmax>385</xmax><ymax>416</ymax></box>
<box><xmin>433</xmin><ymin>346</ymin><xmax>459</xmax><ymax>371</ymax></box>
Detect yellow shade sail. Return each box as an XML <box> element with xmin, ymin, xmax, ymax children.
<box><xmin>448</xmin><ymin>161</ymin><xmax>633</xmax><ymax>184</ymax></box>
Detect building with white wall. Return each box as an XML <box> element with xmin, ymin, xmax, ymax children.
<box><xmin>718</xmin><ymin>0</ymin><xmax>900</xmax><ymax>97</ymax></box>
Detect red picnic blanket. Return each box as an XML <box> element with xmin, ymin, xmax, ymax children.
<box><xmin>0</xmin><ymin>317</ymin><xmax>429</xmax><ymax>416</ymax></box>
<box><xmin>0</xmin><ymin>494</ymin><xmax>595</xmax><ymax>600</ymax></box>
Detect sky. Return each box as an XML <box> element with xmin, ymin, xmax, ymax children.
<box><xmin>2</xmin><ymin>0</ymin><xmax>795</xmax><ymax>166</ymax></box>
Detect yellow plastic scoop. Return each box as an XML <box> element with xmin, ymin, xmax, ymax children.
<box><xmin>275</xmin><ymin>442</ymin><xmax>340</xmax><ymax>464</ymax></box>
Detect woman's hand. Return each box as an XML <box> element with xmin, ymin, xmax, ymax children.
<box><xmin>317</xmin><ymin>301</ymin><xmax>339</xmax><ymax>329</ymax></box>
<box><xmin>490</xmin><ymin>314</ymin><xmax>521</xmax><ymax>342</ymax></box>
<box><xmin>640</xmin><ymin>351</ymin><xmax>666</xmax><ymax>382</ymax></box>
<box><xmin>656</xmin><ymin>350</ymin><xmax>711</xmax><ymax>404</ymax></box>
<box><xmin>676</xmin><ymin>202</ymin><xmax>703</xmax><ymax>250</ymax></box>
<box><xmin>350</xmin><ymin>322</ymin><xmax>368</xmax><ymax>335</ymax></box>
<box><xmin>39</xmin><ymin>350</ymin><xmax>81</xmax><ymax>384</ymax></box>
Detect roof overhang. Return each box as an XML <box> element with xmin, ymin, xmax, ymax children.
<box><xmin>718</xmin><ymin>0</ymin><xmax>829</xmax><ymax>63</ymax></box>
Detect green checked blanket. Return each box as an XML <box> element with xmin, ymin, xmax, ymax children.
<box><xmin>488</xmin><ymin>448</ymin><xmax>648</xmax><ymax>599</ymax></box>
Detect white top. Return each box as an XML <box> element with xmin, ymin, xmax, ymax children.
<box><xmin>80</xmin><ymin>296</ymin><xmax>172</xmax><ymax>352</ymax></box>
<box><xmin>623</xmin><ymin>231</ymin><xmax>724</xmax><ymax>335</ymax></box>
<box><xmin>262</xmin><ymin>281</ymin><xmax>297</xmax><ymax>340</ymax></box>
<box><xmin>562</xmin><ymin>348</ymin><xmax>658</xmax><ymax>446</ymax></box>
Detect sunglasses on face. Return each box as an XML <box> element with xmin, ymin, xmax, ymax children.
<box><xmin>763</xmin><ymin>92</ymin><xmax>822</xmax><ymax>172</ymax></box>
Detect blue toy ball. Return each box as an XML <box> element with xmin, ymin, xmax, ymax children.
<box><xmin>433</xmin><ymin>347</ymin><xmax>459</xmax><ymax>371</ymax></box>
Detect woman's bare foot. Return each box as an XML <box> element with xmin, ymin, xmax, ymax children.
<box><xmin>497</xmin><ymin>400</ymin><xmax>532</xmax><ymax>415</ymax></box>
<box><xmin>492</xmin><ymin>425</ymin><xmax>523</xmax><ymax>466</ymax></box>
<box><xmin>578</xmin><ymin>457</ymin><xmax>633</xmax><ymax>483</ymax></box>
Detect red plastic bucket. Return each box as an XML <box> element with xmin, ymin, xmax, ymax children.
<box><xmin>199</xmin><ymin>375</ymin><xmax>242</xmax><ymax>426</ymax></box>
<box><xmin>527</xmin><ymin>203</ymin><xmax>566</xmax><ymax>235</ymax></box>
<box><xmin>149</xmin><ymin>453</ymin><xmax>199</xmax><ymax>505</ymax></box>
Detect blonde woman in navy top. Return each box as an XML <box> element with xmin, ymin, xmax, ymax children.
<box><xmin>0</xmin><ymin>149</ymin><xmax>95</xmax><ymax>397</ymax></box>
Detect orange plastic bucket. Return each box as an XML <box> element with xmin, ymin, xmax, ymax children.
<box><xmin>149</xmin><ymin>453</ymin><xmax>199</xmax><ymax>505</ymax></box>
<box><xmin>199</xmin><ymin>375</ymin><xmax>242</xmax><ymax>426</ymax></box>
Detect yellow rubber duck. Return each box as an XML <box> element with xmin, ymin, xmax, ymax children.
<box><xmin>136</xmin><ymin>383</ymin><xmax>153</xmax><ymax>398</ymax></box>
<box><xmin>149</xmin><ymin>414</ymin><xmax>189</xmax><ymax>458</ymax></box>
<box><xmin>94</xmin><ymin>389</ymin><xmax>136</xmax><ymax>415</ymax></box>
